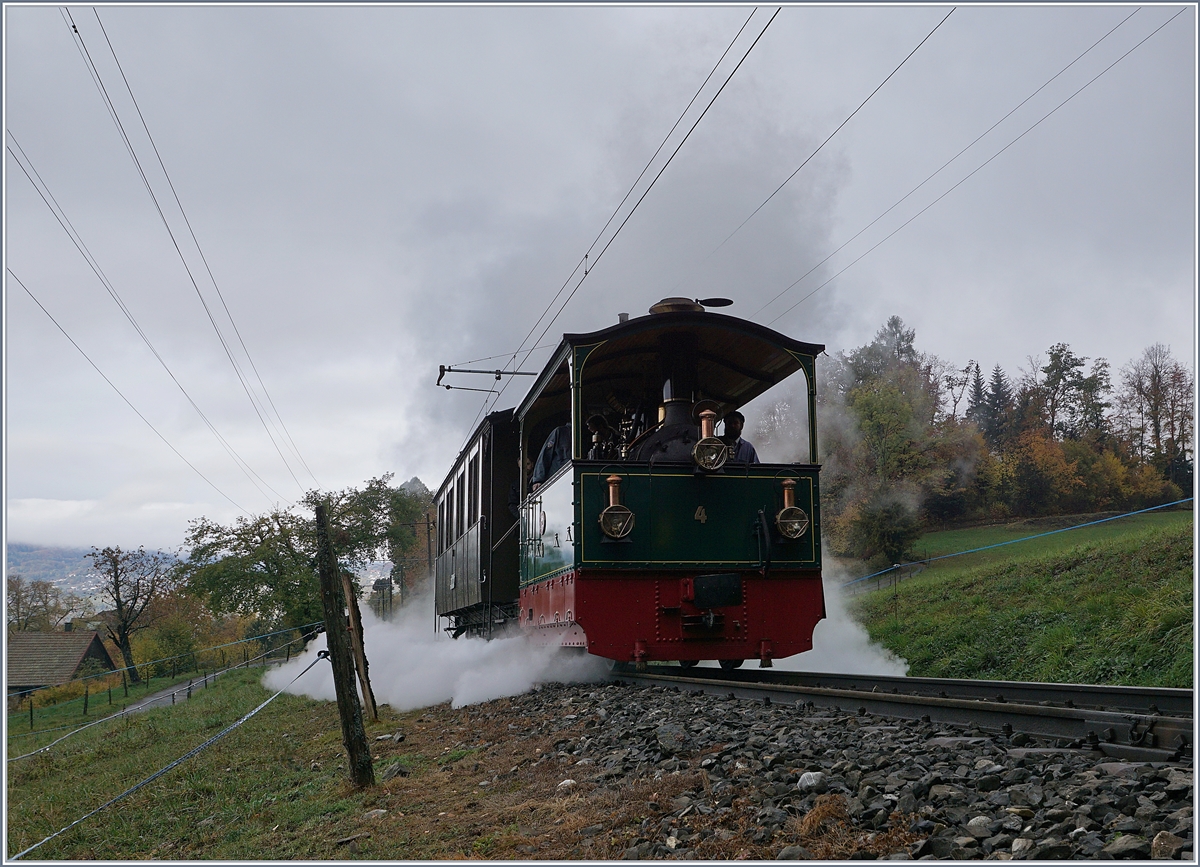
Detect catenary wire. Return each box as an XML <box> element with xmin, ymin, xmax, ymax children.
<box><xmin>516</xmin><ymin>8</ymin><xmax>783</xmax><ymax>372</ymax></box>
<box><xmin>767</xmin><ymin>6</ymin><xmax>1187</xmax><ymax>326</ymax></box>
<box><xmin>6</xmin><ymin>134</ymin><xmax>289</xmax><ymax>507</ymax></box>
<box><xmin>8</xmin><ymin>269</ymin><xmax>249</xmax><ymax>513</ymax></box>
<box><xmin>61</xmin><ymin>9</ymin><xmax>308</xmax><ymax>496</ymax></box>
<box><xmin>92</xmin><ymin>8</ymin><xmax>319</xmax><ymax>487</ymax></box>
<box><xmin>451</xmin><ymin>9</ymin><xmax>766</xmax><ymax>452</ymax></box>
<box><xmin>447</xmin><ymin>341</ymin><xmax>560</xmax><ymax>368</ymax></box>
<box><xmin>9</xmin><ymin>651</ymin><xmax>329</xmax><ymax>860</ymax></box>
<box><xmin>751</xmin><ymin>6</ymin><xmax>1141</xmax><ymax>321</ymax></box>
<box><xmin>462</xmin><ymin>7</ymin><xmax>783</xmax><ymax>452</ymax></box>
<box><xmin>489</xmin><ymin>6</ymin><xmax>761</xmax><ymax>394</ymax></box>
<box><xmin>673</xmin><ymin>7</ymin><xmax>956</xmax><ymax>295</ymax></box>
<box><xmin>842</xmin><ymin>497</ymin><xmax>1194</xmax><ymax>587</ymax></box>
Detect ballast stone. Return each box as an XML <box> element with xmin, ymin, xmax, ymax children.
<box><xmin>1103</xmin><ymin>834</ymin><xmax>1152</xmax><ymax>859</ymax></box>
<box><xmin>797</xmin><ymin>771</ymin><xmax>826</xmax><ymax>793</ymax></box>
<box><xmin>1151</xmin><ymin>830</ymin><xmax>1187</xmax><ymax>859</ymax></box>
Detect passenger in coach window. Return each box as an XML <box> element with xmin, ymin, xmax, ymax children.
<box><xmin>721</xmin><ymin>410</ymin><xmax>760</xmax><ymax>464</ymax></box>
<box><xmin>531</xmin><ymin>422</ymin><xmax>570</xmax><ymax>490</ymax></box>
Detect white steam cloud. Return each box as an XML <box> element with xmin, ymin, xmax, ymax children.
<box><xmin>772</xmin><ymin>566</ymin><xmax>909</xmax><ymax>676</ymax></box>
<box><xmin>263</xmin><ymin>592</ymin><xmax>610</xmax><ymax>711</ymax></box>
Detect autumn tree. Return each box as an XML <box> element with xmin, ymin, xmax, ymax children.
<box><xmin>86</xmin><ymin>546</ymin><xmax>175</xmax><ymax>683</ymax></box>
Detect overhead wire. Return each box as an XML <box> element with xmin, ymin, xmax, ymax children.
<box><xmin>91</xmin><ymin>8</ymin><xmax>320</xmax><ymax>487</ymax></box>
<box><xmin>514</xmin><ymin>7</ymin><xmax>783</xmax><ymax>376</ymax></box>
<box><xmin>751</xmin><ymin>5</ymin><xmax>1142</xmax><ymax>321</ymax></box>
<box><xmin>449</xmin><ymin>8</ymin><xmax>767</xmax><ymax>453</ymax></box>
<box><xmin>447</xmin><ymin>340</ymin><xmax>559</xmax><ymax>368</ymax></box>
<box><xmin>766</xmin><ymin>5</ymin><xmax>1188</xmax><ymax>326</ymax></box>
<box><xmin>61</xmin><ymin>9</ymin><xmax>309</xmax><ymax>496</ymax></box>
<box><xmin>7</xmin><ymin>268</ymin><xmax>249</xmax><ymax>513</ymax></box>
<box><xmin>672</xmin><ymin>7</ymin><xmax>956</xmax><ymax>295</ymax></box>
<box><xmin>456</xmin><ymin>7</ymin><xmax>783</xmax><ymax>456</ymax></box>
<box><xmin>6</xmin><ymin>132</ymin><xmax>289</xmax><ymax>507</ymax></box>
<box><xmin>490</xmin><ymin>7</ymin><xmax>762</xmax><ymax>388</ymax></box>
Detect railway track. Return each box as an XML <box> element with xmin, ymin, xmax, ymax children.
<box><xmin>610</xmin><ymin>664</ymin><xmax>1194</xmax><ymax>765</ymax></box>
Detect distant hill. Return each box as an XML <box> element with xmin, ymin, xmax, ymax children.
<box><xmin>5</xmin><ymin>543</ymin><xmax>101</xmax><ymax>595</ymax></box>
<box><xmin>400</xmin><ymin>476</ymin><xmax>431</xmax><ymax>500</ymax></box>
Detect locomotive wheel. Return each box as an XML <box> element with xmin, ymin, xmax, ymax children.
<box><xmin>718</xmin><ymin>658</ymin><xmax>744</xmax><ymax>670</ymax></box>
<box><xmin>678</xmin><ymin>659</ymin><xmax>699</xmax><ymax>669</ymax></box>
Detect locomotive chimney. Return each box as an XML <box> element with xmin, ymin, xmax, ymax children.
<box><xmin>659</xmin><ymin>332</ymin><xmax>698</xmax><ymax>428</ymax></box>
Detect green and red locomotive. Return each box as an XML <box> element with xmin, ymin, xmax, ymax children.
<box><xmin>434</xmin><ymin>297</ymin><xmax>825</xmax><ymax>668</ymax></box>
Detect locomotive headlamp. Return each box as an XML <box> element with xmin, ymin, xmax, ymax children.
<box><xmin>599</xmin><ymin>474</ymin><xmax>635</xmax><ymax>539</ymax></box>
<box><xmin>692</xmin><ymin>409</ymin><xmax>728</xmax><ymax>472</ymax></box>
<box><xmin>775</xmin><ymin>479</ymin><xmax>810</xmax><ymax>540</ymax></box>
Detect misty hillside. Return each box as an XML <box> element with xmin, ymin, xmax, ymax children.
<box><xmin>5</xmin><ymin>543</ymin><xmax>99</xmax><ymax>594</ymax></box>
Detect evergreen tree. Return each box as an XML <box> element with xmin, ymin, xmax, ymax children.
<box><xmin>964</xmin><ymin>363</ymin><xmax>986</xmax><ymax>428</ymax></box>
<box><xmin>983</xmin><ymin>365</ymin><xmax>1013</xmax><ymax>448</ymax></box>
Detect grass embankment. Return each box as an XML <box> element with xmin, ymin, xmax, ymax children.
<box><xmin>851</xmin><ymin>510</ymin><xmax>1194</xmax><ymax>687</ymax></box>
<box><xmin>9</xmin><ymin>667</ymin><xmax>803</xmax><ymax>860</ymax></box>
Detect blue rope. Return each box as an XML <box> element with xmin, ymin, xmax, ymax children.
<box><xmin>841</xmin><ymin>497</ymin><xmax>1194</xmax><ymax>588</ymax></box>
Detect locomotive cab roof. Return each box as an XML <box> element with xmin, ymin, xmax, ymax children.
<box><xmin>516</xmin><ymin>301</ymin><xmax>824</xmax><ymax>429</ymax></box>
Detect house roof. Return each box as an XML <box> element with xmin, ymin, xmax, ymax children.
<box><xmin>6</xmin><ymin>631</ymin><xmax>116</xmax><ymax>690</ymax></box>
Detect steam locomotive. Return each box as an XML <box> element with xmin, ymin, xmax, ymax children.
<box><xmin>433</xmin><ymin>297</ymin><xmax>825</xmax><ymax>668</ymax></box>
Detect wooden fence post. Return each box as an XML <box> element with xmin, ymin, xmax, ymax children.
<box><xmin>341</xmin><ymin>569</ymin><xmax>377</xmax><ymax>721</ymax></box>
<box><xmin>83</xmin><ymin>682</ymin><xmax>88</xmax><ymax>716</ymax></box>
<box><xmin>315</xmin><ymin>503</ymin><xmax>375</xmax><ymax>787</ymax></box>
<box><xmin>29</xmin><ymin>698</ymin><xmax>34</xmax><ymax>730</ymax></box>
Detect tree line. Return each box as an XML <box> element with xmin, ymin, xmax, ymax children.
<box><xmin>6</xmin><ymin>474</ymin><xmax>433</xmax><ymax>686</ymax></box>
<box><xmin>758</xmin><ymin>316</ymin><xmax>1193</xmax><ymax>566</ymax></box>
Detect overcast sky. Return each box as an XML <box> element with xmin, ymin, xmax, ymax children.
<box><xmin>4</xmin><ymin>3</ymin><xmax>1196</xmax><ymax>552</ymax></box>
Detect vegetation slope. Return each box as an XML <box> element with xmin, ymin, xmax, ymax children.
<box><xmin>851</xmin><ymin>512</ymin><xmax>1194</xmax><ymax>687</ymax></box>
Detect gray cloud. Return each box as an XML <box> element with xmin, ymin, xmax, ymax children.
<box><xmin>4</xmin><ymin>5</ymin><xmax>1194</xmax><ymax>549</ymax></box>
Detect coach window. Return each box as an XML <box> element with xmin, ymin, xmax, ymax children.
<box><xmin>519</xmin><ymin>354</ymin><xmax>572</xmax><ymax>498</ymax></box>
<box><xmin>468</xmin><ymin>451</ymin><xmax>480</xmax><ymax>526</ymax></box>
<box><xmin>455</xmin><ymin>470</ymin><xmax>466</xmax><ymax>540</ymax></box>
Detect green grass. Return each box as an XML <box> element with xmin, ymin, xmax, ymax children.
<box><xmin>6</xmin><ymin>667</ymin><xmax>399</xmax><ymax>860</ymax></box>
<box><xmin>851</xmin><ymin>511</ymin><xmax>1194</xmax><ymax>687</ymax></box>
<box><xmin>7</xmin><ymin>671</ymin><xmax>222</xmax><ymax>744</ymax></box>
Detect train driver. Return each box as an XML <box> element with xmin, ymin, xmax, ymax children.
<box><xmin>531</xmin><ymin>422</ymin><xmax>571</xmax><ymax>491</ymax></box>
<box><xmin>721</xmin><ymin>410</ymin><xmax>760</xmax><ymax>464</ymax></box>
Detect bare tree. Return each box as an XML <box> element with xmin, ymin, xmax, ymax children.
<box><xmin>1116</xmin><ymin>344</ymin><xmax>1194</xmax><ymax>471</ymax></box>
<box><xmin>87</xmin><ymin>547</ymin><xmax>174</xmax><ymax>683</ymax></box>
<box><xmin>6</xmin><ymin>574</ymin><xmax>92</xmax><ymax>632</ymax></box>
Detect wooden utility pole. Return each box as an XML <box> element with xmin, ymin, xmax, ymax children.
<box><xmin>315</xmin><ymin>503</ymin><xmax>375</xmax><ymax>787</ymax></box>
<box><xmin>340</xmin><ymin>568</ymin><xmax>377</xmax><ymax>720</ymax></box>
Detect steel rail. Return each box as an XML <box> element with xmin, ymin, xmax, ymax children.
<box><xmin>611</xmin><ymin>665</ymin><xmax>1193</xmax><ymax>765</ymax></box>
<box><xmin>669</xmin><ymin>668</ymin><xmax>1193</xmax><ymax>717</ymax></box>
